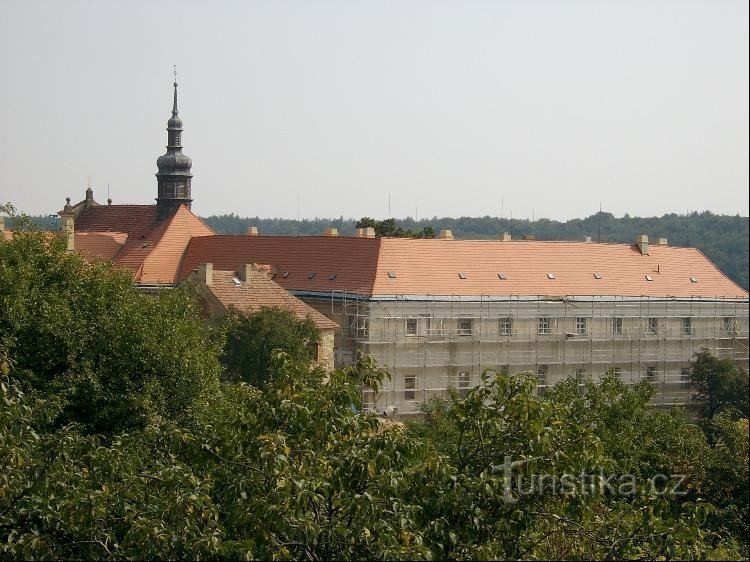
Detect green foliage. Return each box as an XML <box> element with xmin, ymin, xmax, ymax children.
<box><xmin>356</xmin><ymin>217</ymin><xmax>435</xmax><ymax>238</ymax></box>
<box><xmin>690</xmin><ymin>350</ymin><xmax>750</xmax><ymax>420</ymax></box>
<box><xmin>1</xmin><ymin>218</ymin><xmax>747</xmax><ymax>559</ymax></box>
<box><xmin>0</xmin><ymin>217</ymin><xmax>221</xmax><ymax>433</ymax></box>
<box><xmin>221</xmin><ymin>306</ymin><xmax>321</xmax><ymax>387</ymax></box>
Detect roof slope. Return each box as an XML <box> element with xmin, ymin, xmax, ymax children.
<box><xmin>180</xmin><ymin>235</ymin><xmax>381</xmax><ymax>294</ymax></box>
<box><xmin>180</xmin><ymin>235</ymin><xmax>747</xmax><ymax>299</ymax></box>
<box><xmin>75</xmin><ymin>204</ymin><xmax>214</xmax><ymax>284</ymax></box>
<box><xmin>372</xmin><ymin>239</ymin><xmax>748</xmax><ymax>298</ymax></box>
<box><xmin>207</xmin><ymin>269</ymin><xmax>338</xmax><ymax>330</ymax></box>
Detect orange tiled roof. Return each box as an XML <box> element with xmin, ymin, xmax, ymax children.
<box><xmin>206</xmin><ymin>268</ymin><xmax>338</xmax><ymax>330</ymax></box>
<box><xmin>75</xmin><ymin>231</ymin><xmax>128</xmax><ymax>261</ymax></box>
<box><xmin>179</xmin><ymin>235</ymin><xmax>748</xmax><ymax>299</ymax></box>
<box><xmin>179</xmin><ymin>235</ymin><xmax>381</xmax><ymax>294</ymax></box>
<box><xmin>75</xmin><ymin>204</ymin><xmax>214</xmax><ymax>284</ymax></box>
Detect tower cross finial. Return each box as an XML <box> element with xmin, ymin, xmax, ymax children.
<box><xmin>173</xmin><ymin>64</ymin><xmax>177</xmax><ymax>84</ymax></box>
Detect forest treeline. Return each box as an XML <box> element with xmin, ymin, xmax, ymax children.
<box><xmin>14</xmin><ymin>210</ymin><xmax>750</xmax><ymax>289</ymax></box>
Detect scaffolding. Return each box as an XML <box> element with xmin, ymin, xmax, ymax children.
<box><xmin>303</xmin><ymin>292</ymin><xmax>749</xmax><ymax>415</ymax></box>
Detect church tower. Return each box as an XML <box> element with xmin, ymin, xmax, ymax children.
<box><xmin>156</xmin><ymin>73</ymin><xmax>193</xmax><ymax>219</ymax></box>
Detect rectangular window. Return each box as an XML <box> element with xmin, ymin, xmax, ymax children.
<box><xmin>538</xmin><ymin>317</ymin><xmax>551</xmax><ymax>334</ymax></box>
<box><xmin>575</xmin><ymin>368</ymin><xmax>589</xmax><ymax>380</ymax></box>
<box><xmin>537</xmin><ymin>365</ymin><xmax>548</xmax><ymax>396</ymax></box>
<box><xmin>348</xmin><ymin>316</ymin><xmax>369</xmax><ymax>338</ymax></box>
<box><xmin>498</xmin><ymin>364</ymin><xmax>510</xmax><ymax>375</ymax></box>
<box><xmin>405</xmin><ymin>318</ymin><xmax>417</xmax><ymax>336</ymax></box>
<box><xmin>419</xmin><ymin>314</ymin><xmax>432</xmax><ymax>336</ymax></box>
<box><xmin>575</xmin><ymin>317</ymin><xmax>587</xmax><ymax>336</ymax></box>
<box><xmin>404</xmin><ymin>376</ymin><xmax>417</xmax><ymax>401</ymax></box>
<box><xmin>647</xmin><ymin>317</ymin><xmax>658</xmax><ymax>334</ymax></box>
<box><xmin>457</xmin><ymin>372</ymin><xmax>471</xmax><ymax>397</ymax></box>
<box><xmin>458</xmin><ymin>318</ymin><xmax>473</xmax><ymax>336</ymax></box>
<box><xmin>680</xmin><ymin>367</ymin><xmax>691</xmax><ymax>387</ymax></box>
<box><xmin>723</xmin><ymin>317</ymin><xmax>735</xmax><ymax>334</ymax></box>
<box><xmin>682</xmin><ymin>317</ymin><xmax>692</xmax><ymax>335</ymax></box>
<box><xmin>645</xmin><ymin>366</ymin><xmax>656</xmax><ymax>380</ymax></box>
<box><xmin>611</xmin><ymin>367</ymin><xmax>621</xmax><ymax>379</ymax></box>
<box><xmin>613</xmin><ymin>317</ymin><xmax>623</xmax><ymax>335</ymax></box>
<box><xmin>499</xmin><ymin>317</ymin><xmax>513</xmax><ymax>336</ymax></box>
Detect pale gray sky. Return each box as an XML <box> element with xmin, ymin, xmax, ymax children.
<box><xmin>1</xmin><ymin>0</ymin><xmax>748</xmax><ymax>220</ymax></box>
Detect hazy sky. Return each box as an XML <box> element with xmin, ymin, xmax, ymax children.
<box><xmin>1</xmin><ymin>0</ymin><xmax>748</xmax><ymax>220</ymax></box>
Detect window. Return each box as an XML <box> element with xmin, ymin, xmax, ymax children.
<box><xmin>647</xmin><ymin>317</ymin><xmax>658</xmax><ymax>334</ymax></box>
<box><xmin>404</xmin><ymin>376</ymin><xmax>417</xmax><ymax>401</ymax></box>
<box><xmin>680</xmin><ymin>367</ymin><xmax>691</xmax><ymax>388</ymax></box>
<box><xmin>499</xmin><ymin>317</ymin><xmax>513</xmax><ymax>336</ymax></box>
<box><xmin>538</xmin><ymin>317</ymin><xmax>551</xmax><ymax>334</ymax></box>
<box><xmin>458</xmin><ymin>318</ymin><xmax>473</xmax><ymax>336</ymax></box>
<box><xmin>723</xmin><ymin>317</ymin><xmax>735</xmax><ymax>334</ymax></box>
<box><xmin>537</xmin><ymin>365</ymin><xmax>548</xmax><ymax>395</ymax></box>
<box><xmin>575</xmin><ymin>368</ymin><xmax>589</xmax><ymax>394</ymax></box>
<box><xmin>682</xmin><ymin>317</ymin><xmax>692</xmax><ymax>335</ymax></box>
<box><xmin>611</xmin><ymin>367</ymin><xmax>622</xmax><ymax>379</ymax></box>
<box><xmin>613</xmin><ymin>317</ymin><xmax>623</xmax><ymax>335</ymax></box>
<box><xmin>347</xmin><ymin>315</ymin><xmax>369</xmax><ymax>338</ymax></box>
<box><xmin>419</xmin><ymin>314</ymin><xmax>432</xmax><ymax>336</ymax></box>
<box><xmin>575</xmin><ymin>317</ymin><xmax>587</xmax><ymax>336</ymax></box>
<box><xmin>498</xmin><ymin>365</ymin><xmax>510</xmax><ymax>375</ymax></box>
<box><xmin>457</xmin><ymin>372</ymin><xmax>471</xmax><ymax>397</ymax></box>
<box><xmin>405</xmin><ymin>318</ymin><xmax>417</xmax><ymax>336</ymax></box>
<box><xmin>645</xmin><ymin>366</ymin><xmax>656</xmax><ymax>381</ymax></box>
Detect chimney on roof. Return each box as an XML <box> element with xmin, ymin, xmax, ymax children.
<box><xmin>657</xmin><ymin>237</ymin><xmax>668</xmax><ymax>245</ymax></box>
<box><xmin>85</xmin><ymin>187</ymin><xmax>94</xmax><ymax>206</ymax></box>
<box><xmin>246</xmin><ymin>226</ymin><xmax>259</xmax><ymax>236</ymax></box>
<box><xmin>323</xmin><ymin>227</ymin><xmax>339</xmax><ymax>237</ymax></box>
<box><xmin>636</xmin><ymin>234</ymin><xmax>649</xmax><ymax>255</ymax></box>
<box><xmin>500</xmin><ymin>232</ymin><xmax>512</xmax><ymax>241</ymax></box>
<box><xmin>584</xmin><ymin>236</ymin><xmax>592</xmax><ymax>243</ymax></box>
<box><xmin>238</xmin><ymin>263</ymin><xmax>252</xmax><ymax>282</ymax></box>
<box><xmin>355</xmin><ymin>227</ymin><xmax>376</xmax><ymax>238</ymax></box>
<box><xmin>438</xmin><ymin>229</ymin><xmax>454</xmax><ymax>240</ymax></box>
<box><xmin>59</xmin><ymin>197</ymin><xmax>75</xmax><ymax>251</ymax></box>
<box><xmin>197</xmin><ymin>263</ymin><xmax>213</xmax><ymax>287</ymax></box>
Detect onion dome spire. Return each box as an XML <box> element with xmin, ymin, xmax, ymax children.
<box><xmin>156</xmin><ymin>66</ymin><xmax>193</xmax><ymax>219</ymax></box>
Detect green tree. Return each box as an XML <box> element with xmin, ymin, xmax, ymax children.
<box><xmin>690</xmin><ymin>350</ymin><xmax>749</xmax><ymax>420</ymax></box>
<box><xmin>221</xmin><ymin>306</ymin><xmax>321</xmax><ymax>387</ymax></box>
<box><xmin>0</xmin><ymin>208</ymin><xmax>221</xmax><ymax>433</ymax></box>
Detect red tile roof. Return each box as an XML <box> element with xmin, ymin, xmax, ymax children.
<box><xmin>179</xmin><ymin>236</ymin><xmax>748</xmax><ymax>299</ymax></box>
<box><xmin>74</xmin><ymin>231</ymin><xmax>128</xmax><ymax>261</ymax></box>
<box><xmin>75</xmin><ymin>204</ymin><xmax>214</xmax><ymax>284</ymax></box>
<box><xmin>179</xmin><ymin>235</ymin><xmax>381</xmax><ymax>294</ymax></box>
<box><xmin>204</xmin><ymin>268</ymin><xmax>338</xmax><ymax>330</ymax></box>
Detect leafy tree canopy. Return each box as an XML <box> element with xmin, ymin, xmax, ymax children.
<box><xmin>221</xmin><ymin>306</ymin><xmax>320</xmax><ymax>387</ymax></box>
<box><xmin>690</xmin><ymin>350</ymin><xmax>749</xmax><ymax>421</ymax></box>
<box><xmin>0</xmin><ymin>206</ymin><xmax>747</xmax><ymax>559</ymax></box>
